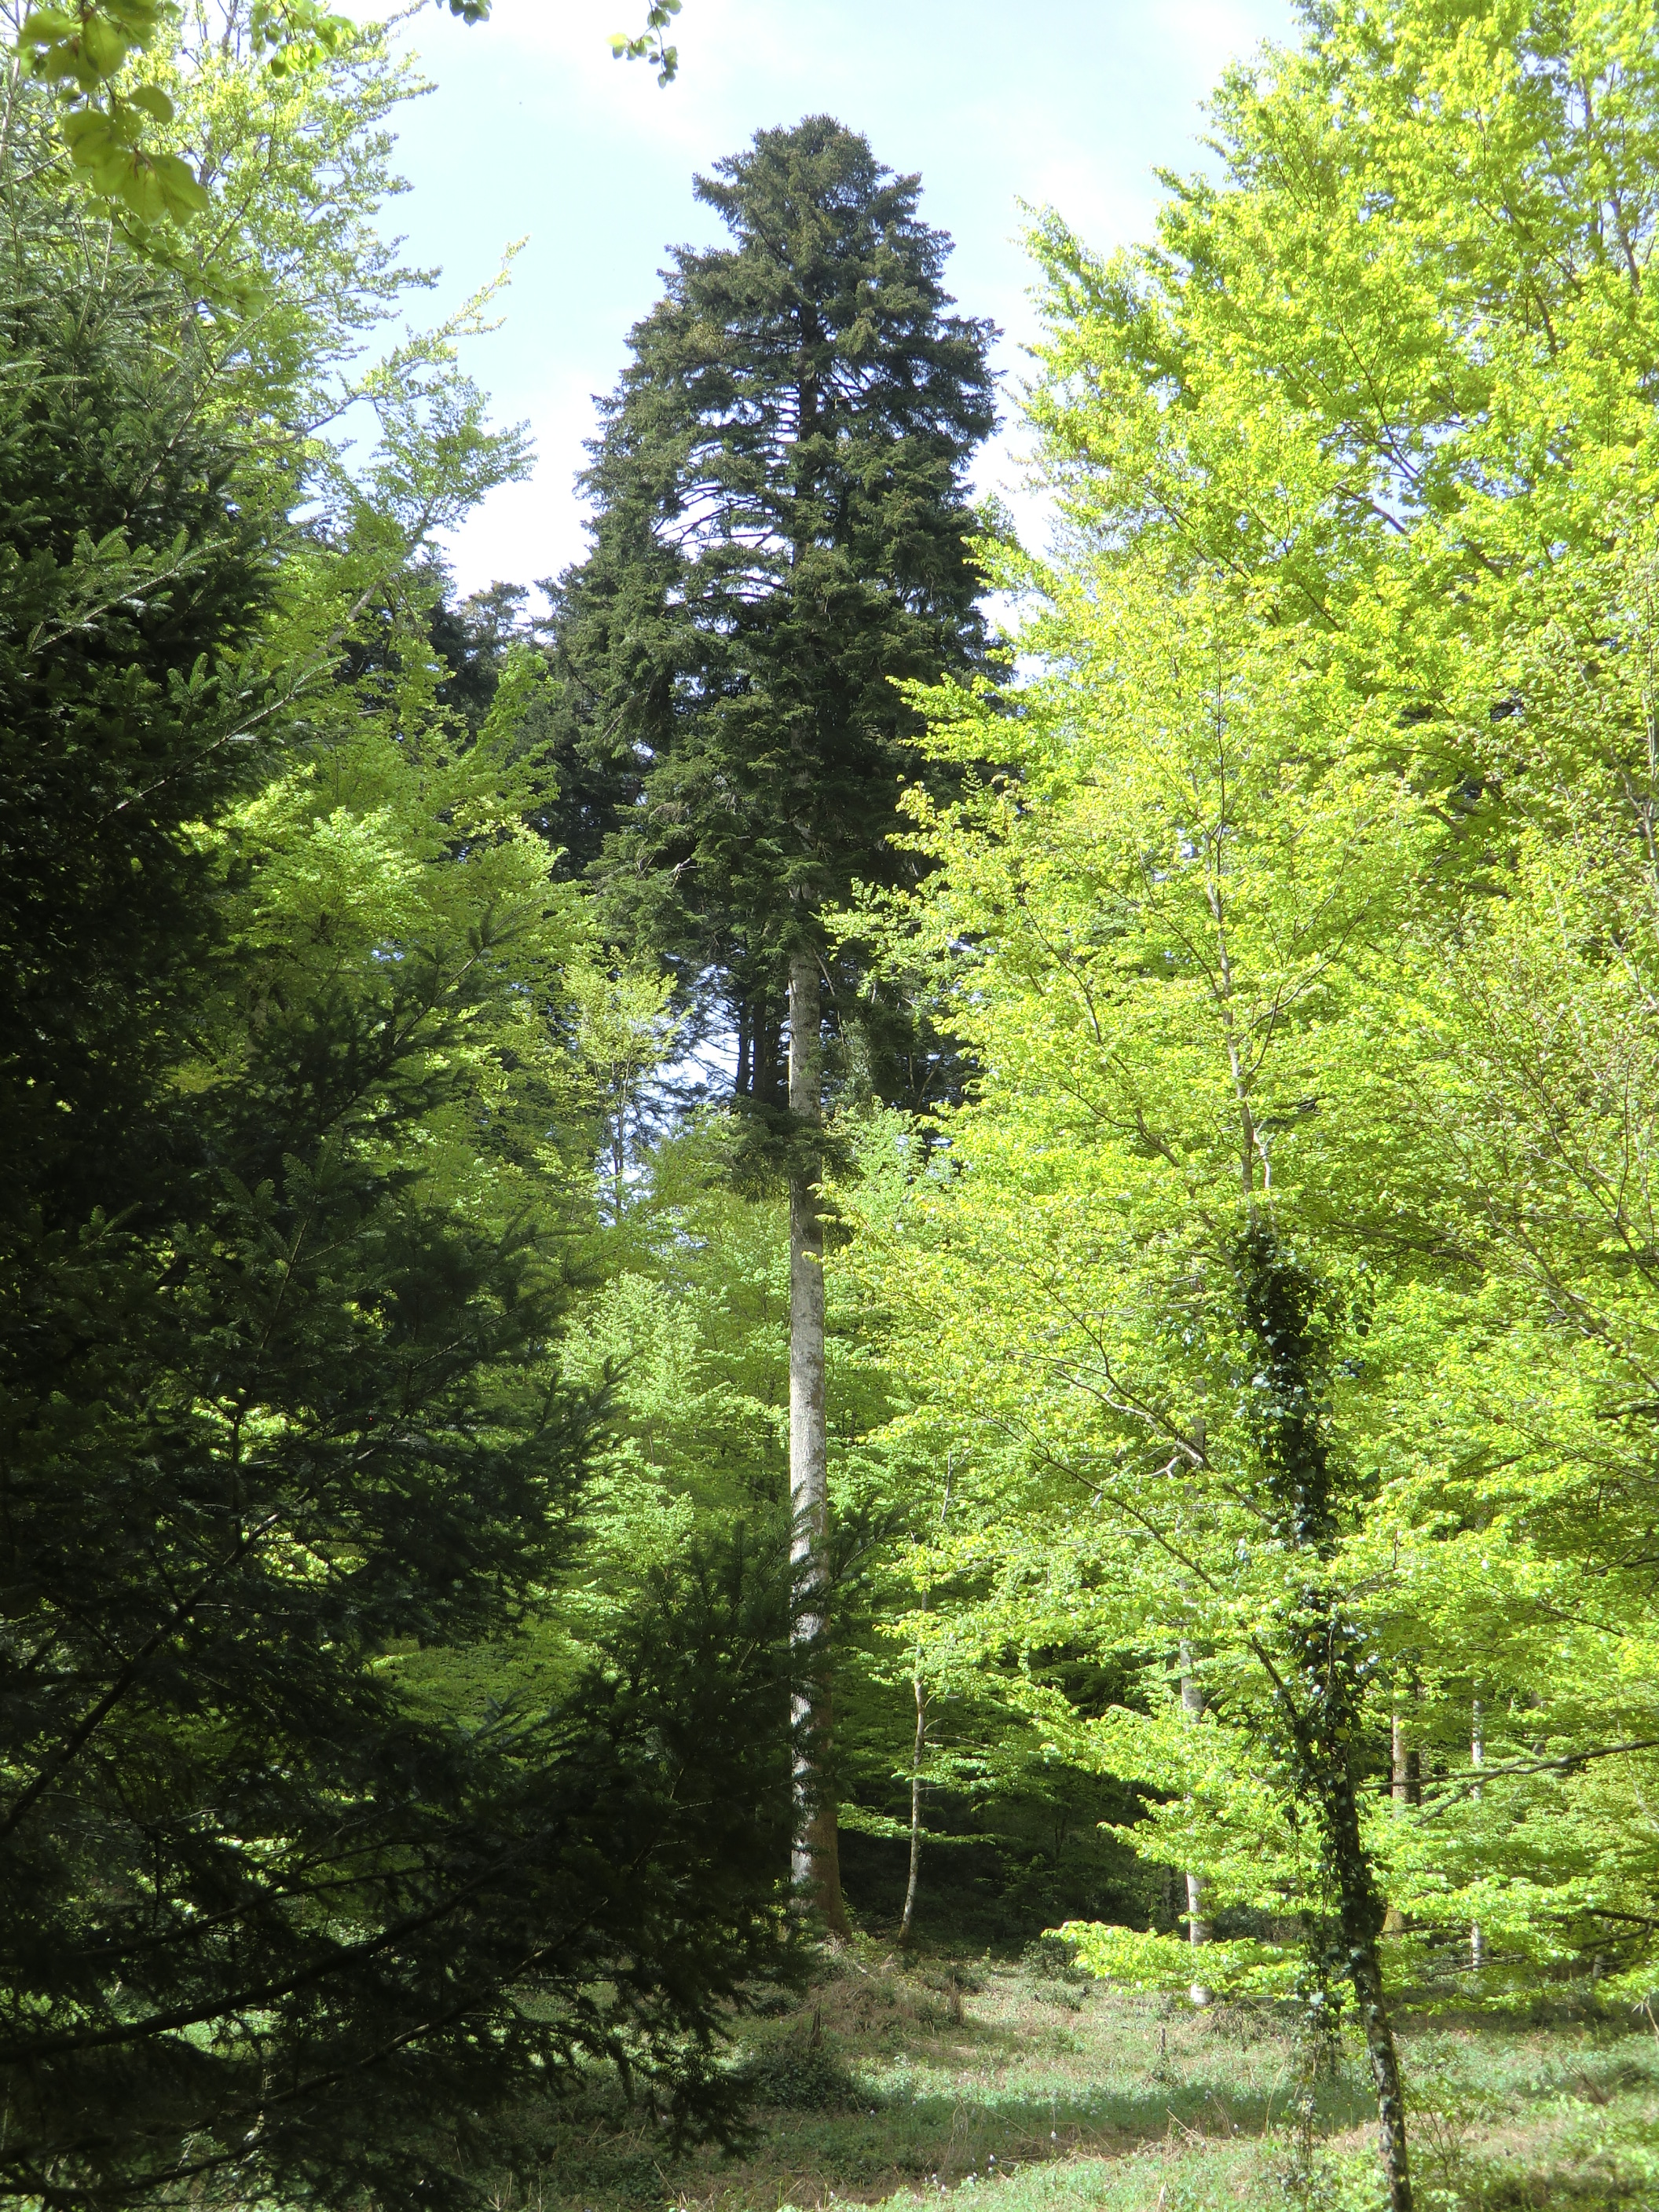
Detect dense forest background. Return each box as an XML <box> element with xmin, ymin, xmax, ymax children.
<box><xmin>9</xmin><ymin>5</ymin><xmax>1659</xmax><ymax>2211</ymax></box>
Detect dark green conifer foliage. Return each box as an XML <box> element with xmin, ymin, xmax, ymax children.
<box><xmin>0</xmin><ymin>268</ymin><xmax>270</xmax><ymax>1232</ymax></box>
<box><xmin>0</xmin><ymin>250</ymin><xmax>792</xmax><ymax>2211</ymax></box>
<box><xmin>549</xmin><ymin>115</ymin><xmax>994</xmax><ymax>1933</ymax></box>
<box><xmin>552</xmin><ymin>115</ymin><xmax>997</xmax><ymax>1102</ymax></box>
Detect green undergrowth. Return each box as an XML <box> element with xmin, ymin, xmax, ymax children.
<box><xmin>491</xmin><ymin>1950</ymin><xmax>1659</xmax><ymax>2211</ymax></box>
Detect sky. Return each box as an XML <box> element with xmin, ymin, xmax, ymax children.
<box><xmin>364</xmin><ymin>0</ymin><xmax>1297</xmax><ymax>597</ymax></box>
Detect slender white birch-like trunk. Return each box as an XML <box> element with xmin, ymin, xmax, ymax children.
<box><xmin>899</xmin><ymin>1459</ymin><xmax>954</xmax><ymax>1946</ymax></box>
<box><xmin>1470</xmin><ymin>1694</ymin><xmax>1485</xmax><ymax>1971</ymax></box>
<box><xmin>1179</xmin><ymin>1642</ymin><xmax>1212</xmax><ymax>2005</ymax></box>
<box><xmin>788</xmin><ymin>950</ymin><xmax>846</xmax><ymax>1932</ymax></box>
<box><xmin>899</xmin><ymin>1668</ymin><xmax>926</xmax><ymax>1946</ymax></box>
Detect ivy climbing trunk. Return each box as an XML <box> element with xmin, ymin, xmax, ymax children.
<box><xmin>1311</xmin><ymin>1693</ymin><xmax>1412</xmax><ymax>2212</ymax></box>
<box><xmin>789</xmin><ymin>950</ymin><xmax>846</xmax><ymax>1933</ymax></box>
<box><xmin>1238</xmin><ymin>1222</ymin><xmax>1412</xmax><ymax>2212</ymax></box>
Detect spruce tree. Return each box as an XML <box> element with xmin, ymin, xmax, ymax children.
<box><xmin>0</xmin><ymin>178</ymin><xmax>793</xmax><ymax>2210</ymax></box>
<box><xmin>551</xmin><ymin>117</ymin><xmax>995</xmax><ymax>1925</ymax></box>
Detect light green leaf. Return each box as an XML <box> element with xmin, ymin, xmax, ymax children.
<box><xmin>153</xmin><ymin>153</ymin><xmax>209</xmax><ymax>218</ymax></box>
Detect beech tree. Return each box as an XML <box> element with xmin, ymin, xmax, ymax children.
<box><xmin>6</xmin><ymin>0</ymin><xmax>683</xmax><ymax>225</ymax></box>
<box><xmin>840</xmin><ymin>5</ymin><xmax>1659</xmax><ymax>2207</ymax></box>
<box><xmin>550</xmin><ymin>115</ymin><xmax>994</xmax><ymax>1925</ymax></box>
<box><xmin>848</xmin><ymin>563</ymin><xmax>1423</xmax><ymax>2201</ymax></box>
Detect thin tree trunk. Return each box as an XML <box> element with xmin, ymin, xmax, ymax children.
<box><xmin>1178</xmin><ymin>1642</ymin><xmax>1212</xmax><ymax>2005</ymax></box>
<box><xmin>1282</xmin><ymin>1618</ymin><xmax>1411</xmax><ymax>2207</ymax></box>
<box><xmin>1351</xmin><ymin>1938</ymin><xmax>1412</xmax><ymax>2210</ymax></box>
<box><xmin>1383</xmin><ymin>1686</ymin><xmax>1420</xmax><ymax>1937</ymax></box>
<box><xmin>788</xmin><ymin>950</ymin><xmax>847</xmax><ymax>1934</ymax></box>
<box><xmin>899</xmin><ymin>1457</ymin><xmax>952</xmax><ymax>1949</ymax></box>
<box><xmin>755</xmin><ymin>990</ymin><xmax>775</xmax><ymax>1106</ymax></box>
<box><xmin>1391</xmin><ymin>1692</ymin><xmax>1421</xmax><ymax>1808</ymax></box>
<box><xmin>899</xmin><ymin>1669</ymin><xmax>926</xmax><ymax>1946</ymax></box>
<box><xmin>1470</xmin><ymin>1692</ymin><xmax>1485</xmax><ymax>1971</ymax></box>
<box><xmin>1324</xmin><ymin>1757</ymin><xmax>1412</xmax><ymax>2212</ymax></box>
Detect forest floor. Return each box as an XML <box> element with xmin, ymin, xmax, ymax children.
<box><xmin>515</xmin><ymin>1945</ymin><xmax>1659</xmax><ymax>2212</ymax></box>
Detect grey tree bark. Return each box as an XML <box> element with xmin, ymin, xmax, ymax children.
<box><xmin>1383</xmin><ymin>1684</ymin><xmax>1422</xmax><ymax>1937</ymax></box>
<box><xmin>898</xmin><ymin>1668</ymin><xmax>927</xmax><ymax>1947</ymax></box>
<box><xmin>788</xmin><ymin>950</ymin><xmax>847</xmax><ymax>1933</ymax></box>
<box><xmin>1178</xmin><ymin>1642</ymin><xmax>1212</xmax><ymax>2005</ymax></box>
<box><xmin>1470</xmin><ymin>1693</ymin><xmax>1485</xmax><ymax>1971</ymax></box>
<box><xmin>899</xmin><ymin>1460</ymin><xmax>954</xmax><ymax>1947</ymax></box>
<box><xmin>1325</xmin><ymin>1763</ymin><xmax>1413</xmax><ymax>2212</ymax></box>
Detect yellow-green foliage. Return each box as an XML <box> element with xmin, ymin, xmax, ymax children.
<box><xmin>841</xmin><ymin>0</ymin><xmax>1659</xmax><ymax>2011</ymax></box>
<box><xmin>206</xmin><ymin>639</ymin><xmax>584</xmax><ymax>1198</ymax></box>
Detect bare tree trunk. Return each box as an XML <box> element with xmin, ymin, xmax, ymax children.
<box><xmin>1382</xmin><ymin>1681</ymin><xmax>1421</xmax><ymax>1936</ymax></box>
<box><xmin>1178</xmin><ymin>1642</ymin><xmax>1212</xmax><ymax>2005</ymax></box>
<box><xmin>788</xmin><ymin>950</ymin><xmax>847</xmax><ymax>1934</ymax></box>
<box><xmin>1391</xmin><ymin>1694</ymin><xmax>1421</xmax><ymax>1807</ymax></box>
<box><xmin>899</xmin><ymin>1668</ymin><xmax>926</xmax><ymax>1946</ymax></box>
<box><xmin>899</xmin><ymin>1459</ymin><xmax>952</xmax><ymax>1949</ymax></box>
<box><xmin>1470</xmin><ymin>1692</ymin><xmax>1485</xmax><ymax>1971</ymax></box>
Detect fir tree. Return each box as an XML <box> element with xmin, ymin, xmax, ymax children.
<box><xmin>0</xmin><ymin>261</ymin><xmax>271</xmax><ymax>1238</ymax></box>
<box><xmin>551</xmin><ymin>116</ymin><xmax>995</xmax><ymax>1923</ymax></box>
<box><xmin>0</xmin><ymin>141</ymin><xmax>793</xmax><ymax>2211</ymax></box>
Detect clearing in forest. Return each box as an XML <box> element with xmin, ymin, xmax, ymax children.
<box><xmin>506</xmin><ymin>1947</ymin><xmax>1659</xmax><ymax>2211</ymax></box>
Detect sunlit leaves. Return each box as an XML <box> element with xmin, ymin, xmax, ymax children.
<box><xmin>61</xmin><ymin>102</ymin><xmax>208</xmax><ymax>217</ymax></box>
<box><xmin>16</xmin><ymin>0</ymin><xmax>350</xmax><ymax>225</ymax></box>
<box><xmin>610</xmin><ymin>0</ymin><xmax>679</xmax><ymax>85</ymax></box>
<box><xmin>842</xmin><ymin>0</ymin><xmax>1659</xmax><ymax>2023</ymax></box>
<box><xmin>13</xmin><ymin>0</ymin><xmax>684</xmax><ymax>229</ymax></box>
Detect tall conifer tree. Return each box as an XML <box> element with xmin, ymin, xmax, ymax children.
<box><xmin>551</xmin><ymin>117</ymin><xmax>995</xmax><ymax>1925</ymax></box>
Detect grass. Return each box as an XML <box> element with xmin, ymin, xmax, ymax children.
<box><xmin>500</xmin><ymin>1949</ymin><xmax>1659</xmax><ymax>2212</ymax></box>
